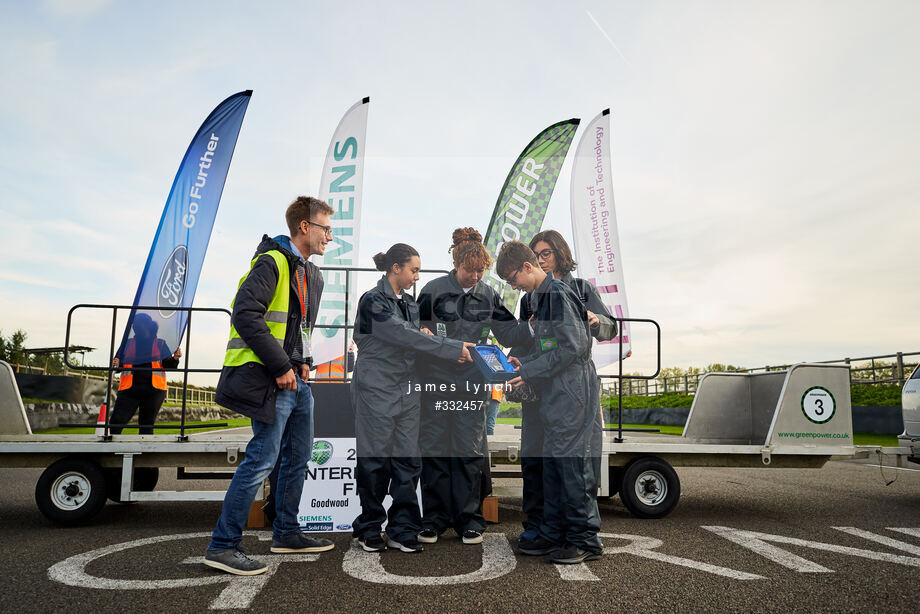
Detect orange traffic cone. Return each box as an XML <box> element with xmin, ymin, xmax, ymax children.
<box><xmin>94</xmin><ymin>403</ymin><xmax>108</xmax><ymax>436</ymax></box>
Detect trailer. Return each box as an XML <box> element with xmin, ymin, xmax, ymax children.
<box><xmin>488</xmin><ymin>362</ymin><xmax>913</xmax><ymax>518</ymax></box>
<box><xmin>2</xmin><ymin>296</ymin><xmax>912</xmax><ymax>525</ymax></box>
<box><xmin>0</xmin><ymin>359</ymin><xmax>262</xmax><ymax>525</ymax></box>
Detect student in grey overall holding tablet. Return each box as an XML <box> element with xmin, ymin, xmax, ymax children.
<box><xmin>415</xmin><ymin>228</ymin><xmax>530</xmax><ymax>545</ymax></box>
<box><xmin>498</xmin><ymin>240</ymin><xmax>604</xmax><ymax>565</ymax></box>
<box><xmin>511</xmin><ymin>229</ymin><xmax>617</xmax><ymax>548</ymax></box>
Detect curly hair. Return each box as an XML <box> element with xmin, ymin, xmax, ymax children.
<box><xmin>449</xmin><ymin>227</ymin><xmax>492</xmax><ymax>270</ymax></box>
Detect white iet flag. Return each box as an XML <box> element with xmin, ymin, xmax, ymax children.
<box><xmin>570</xmin><ymin>109</ymin><xmax>631</xmax><ymax>365</ymax></box>
<box><xmin>311</xmin><ymin>97</ymin><xmax>369</xmax><ymax>370</ymax></box>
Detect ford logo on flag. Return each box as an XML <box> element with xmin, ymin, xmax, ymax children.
<box><xmin>158</xmin><ymin>245</ymin><xmax>188</xmax><ymax>318</ymax></box>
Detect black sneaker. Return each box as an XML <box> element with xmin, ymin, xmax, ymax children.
<box><xmin>271</xmin><ymin>532</ymin><xmax>335</xmax><ymax>553</ymax></box>
<box><xmin>461</xmin><ymin>530</ymin><xmax>483</xmax><ymax>545</ymax></box>
<box><xmin>550</xmin><ymin>543</ymin><xmax>602</xmax><ymax>564</ymax></box>
<box><xmin>418</xmin><ymin>528</ymin><xmax>439</xmax><ymax>544</ymax></box>
<box><xmin>204</xmin><ymin>546</ymin><xmax>268</xmax><ymax>576</ymax></box>
<box><xmin>386</xmin><ymin>536</ymin><xmax>424</xmax><ymax>553</ymax></box>
<box><xmin>517</xmin><ymin>535</ymin><xmax>559</xmax><ymax>556</ymax></box>
<box><xmin>357</xmin><ymin>534</ymin><xmax>387</xmax><ymax>552</ymax></box>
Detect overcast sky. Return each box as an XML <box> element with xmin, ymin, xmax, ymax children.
<box><xmin>1</xmin><ymin>0</ymin><xmax>918</xmax><ymax>382</ymax></box>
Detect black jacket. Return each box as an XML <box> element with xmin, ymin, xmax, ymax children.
<box><xmin>351</xmin><ymin>275</ymin><xmax>463</xmax><ymax>425</ymax></box>
<box><xmin>509</xmin><ymin>272</ymin><xmax>617</xmax><ymax>360</ymax></box>
<box><xmin>417</xmin><ymin>271</ymin><xmax>530</xmax><ymax>391</ymax></box>
<box><xmin>215</xmin><ymin>234</ymin><xmax>324</xmax><ymax>424</ymax></box>
<box><xmin>517</xmin><ymin>275</ymin><xmax>601</xmax><ymax>456</ymax></box>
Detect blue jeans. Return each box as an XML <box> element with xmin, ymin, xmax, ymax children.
<box><xmin>209</xmin><ymin>378</ymin><xmax>313</xmax><ymax>550</ymax></box>
<box><xmin>486</xmin><ymin>399</ymin><xmax>500</xmax><ymax>436</ymax></box>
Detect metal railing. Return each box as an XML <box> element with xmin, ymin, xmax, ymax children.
<box><xmin>309</xmin><ymin>265</ymin><xmax>451</xmax><ymax>383</ymax></box>
<box><xmin>600</xmin><ymin>351</ymin><xmax>920</xmax><ymax>397</ymax></box>
<box><xmin>63</xmin><ymin>304</ymin><xmax>231</xmax><ymax>440</ymax></box>
<box><xmin>11</xmin><ymin>365</ymin><xmax>218</xmax><ymax>406</ymax></box>
<box><xmin>164</xmin><ymin>385</ymin><xmax>216</xmax><ymax>406</ymax></box>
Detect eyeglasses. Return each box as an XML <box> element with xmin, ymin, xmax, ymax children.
<box><xmin>535</xmin><ymin>249</ymin><xmax>555</xmax><ymax>261</ymax></box>
<box><xmin>307</xmin><ymin>220</ymin><xmax>334</xmax><ymax>238</ymax></box>
<box><xmin>507</xmin><ymin>266</ymin><xmax>523</xmax><ymax>286</ymax></box>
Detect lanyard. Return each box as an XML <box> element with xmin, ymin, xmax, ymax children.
<box><xmin>296</xmin><ymin>266</ymin><xmax>308</xmax><ymax>319</ymax></box>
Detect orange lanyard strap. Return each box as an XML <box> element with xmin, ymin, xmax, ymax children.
<box><xmin>296</xmin><ymin>266</ymin><xmax>308</xmax><ymax>319</ymax></box>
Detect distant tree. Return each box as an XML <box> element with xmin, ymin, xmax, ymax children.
<box><xmin>0</xmin><ymin>329</ymin><xmax>28</xmax><ymax>365</ymax></box>
<box><xmin>704</xmin><ymin>363</ymin><xmax>746</xmax><ymax>373</ymax></box>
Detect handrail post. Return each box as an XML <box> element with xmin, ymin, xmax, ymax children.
<box><xmin>178</xmin><ymin>311</ymin><xmax>192</xmax><ymax>442</ymax></box>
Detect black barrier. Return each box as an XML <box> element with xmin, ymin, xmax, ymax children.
<box><xmin>64</xmin><ymin>304</ymin><xmax>231</xmax><ymax>441</ymax></box>
<box><xmin>310</xmin><ymin>266</ymin><xmax>450</xmax><ymax>383</ymax></box>
<box><xmin>60</xmin><ymin>273</ymin><xmax>663</xmax><ymax>445</ymax></box>
<box><xmin>603</xmin><ymin>317</ymin><xmax>663</xmax><ymax>442</ymax></box>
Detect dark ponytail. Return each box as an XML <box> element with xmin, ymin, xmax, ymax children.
<box><xmin>373</xmin><ymin>243</ymin><xmax>419</xmax><ymax>272</ymax></box>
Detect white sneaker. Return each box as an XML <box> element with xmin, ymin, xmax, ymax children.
<box><xmin>462</xmin><ymin>530</ymin><xmax>483</xmax><ymax>544</ymax></box>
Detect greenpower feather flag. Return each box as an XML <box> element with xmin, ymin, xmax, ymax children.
<box><xmin>482</xmin><ymin>118</ymin><xmax>580</xmax><ymax>311</ymax></box>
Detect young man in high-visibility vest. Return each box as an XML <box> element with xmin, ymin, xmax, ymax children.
<box><xmin>204</xmin><ymin>196</ymin><xmax>334</xmax><ymax>576</ymax></box>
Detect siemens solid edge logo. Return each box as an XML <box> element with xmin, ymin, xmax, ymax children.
<box><xmin>300</xmin><ymin>514</ymin><xmax>333</xmax><ymax>532</ymax></box>
<box><xmin>158</xmin><ymin>245</ymin><xmax>188</xmax><ymax>318</ymax></box>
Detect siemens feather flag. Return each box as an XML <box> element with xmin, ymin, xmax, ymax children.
<box><xmin>311</xmin><ymin>97</ymin><xmax>369</xmax><ymax>373</ymax></box>
<box><xmin>482</xmin><ymin>118</ymin><xmax>579</xmax><ymax>312</ymax></box>
<box><xmin>570</xmin><ymin>109</ymin><xmax>630</xmax><ymax>364</ymax></box>
<box><xmin>116</xmin><ymin>90</ymin><xmax>252</xmax><ymax>363</ymax></box>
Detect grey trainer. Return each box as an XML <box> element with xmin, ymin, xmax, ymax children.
<box><xmin>270</xmin><ymin>532</ymin><xmax>335</xmax><ymax>553</ymax></box>
<box><xmin>204</xmin><ymin>547</ymin><xmax>268</xmax><ymax>576</ymax></box>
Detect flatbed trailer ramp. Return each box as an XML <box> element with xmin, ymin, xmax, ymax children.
<box><xmin>487</xmin><ymin>363</ymin><xmax>913</xmax><ymax>518</ymax></box>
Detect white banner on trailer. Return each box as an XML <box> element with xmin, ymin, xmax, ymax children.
<box><xmin>311</xmin><ymin>97</ymin><xmax>369</xmax><ymax>367</ymax></box>
<box><xmin>298</xmin><ymin>437</ymin><xmax>421</xmax><ymax>533</ymax></box>
<box><xmin>298</xmin><ymin>437</ymin><xmax>359</xmax><ymax>531</ymax></box>
<box><xmin>569</xmin><ymin>109</ymin><xmax>631</xmax><ymax>366</ymax></box>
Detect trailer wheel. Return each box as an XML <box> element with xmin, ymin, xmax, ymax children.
<box><xmin>619</xmin><ymin>457</ymin><xmax>680</xmax><ymax>519</ymax></box>
<box><xmin>105</xmin><ymin>467</ymin><xmax>160</xmax><ymax>502</ymax></box>
<box><xmin>35</xmin><ymin>457</ymin><xmax>107</xmax><ymax>525</ymax></box>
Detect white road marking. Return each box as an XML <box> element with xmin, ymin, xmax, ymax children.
<box><xmin>47</xmin><ymin>531</ymin><xmax>323</xmax><ymax>610</ymax></box>
<box><xmin>181</xmin><ymin>555</ymin><xmax>319</xmax><ymax>609</ymax></box>
<box><xmin>48</xmin><ymin>531</ymin><xmax>243</xmax><ymax>589</ymax></box>
<box><xmin>597</xmin><ymin>533</ymin><xmax>764</xmax><ymax>580</ymax></box>
<box><xmin>704</xmin><ymin>526</ymin><xmax>920</xmax><ymax>572</ymax></box>
<box><xmin>855</xmin><ymin>464</ymin><xmax>920</xmax><ymax>472</ymax></box>
<box><xmin>554</xmin><ymin>563</ymin><xmax>600</xmax><ymax>581</ymax></box>
<box><xmin>890</xmin><ymin>528</ymin><xmax>920</xmax><ymax>540</ymax></box>
<box><xmin>832</xmin><ymin>527</ymin><xmax>920</xmax><ymax>556</ymax></box>
<box><xmin>342</xmin><ymin>533</ymin><xmax>516</xmax><ymax>585</ymax></box>
<box><xmin>703</xmin><ymin>526</ymin><xmax>832</xmax><ymax>573</ymax></box>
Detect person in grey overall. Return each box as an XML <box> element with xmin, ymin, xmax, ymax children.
<box><xmin>499</xmin><ymin>240</ymin><xmax>604</xmax><ymax>565</ymax></box>
<box><xmin>415</xmin><ymin>228</ymin><xmax>531</xmax><ymax>545</ymax></box>
<box><xmin>512</xmin><ymin>230</ymin><xmax>617</xmax><ymax>547</ymax></box>
<box><xmin>351</xmin><ymin>243</ymin><xmax>474</xmax><ymax>553</ymax></box>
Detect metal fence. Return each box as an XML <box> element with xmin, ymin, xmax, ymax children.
<box><xmin>10</xmin><ymin>363</ymin><xmax>217</xmax><ymax>406</ymax></box>
<box><xmin>601</xmin><ymin>351</ymin><xmax>920</xmax><ymax>397</ymax></box>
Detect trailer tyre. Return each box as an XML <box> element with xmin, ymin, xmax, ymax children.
<box><xmin>35</xmin><ymin>457</ymin><xmax>107</xmax><ymax>525</ymax></box>
<box><xmin>105</xmin><ymin>467</ymin><xmax>160</xmax><ymax>502</ymax></box>
<box><xmin>619</xmin><ymin>457</ymin><xmax>680</xmax><ymax>519</ymax></box>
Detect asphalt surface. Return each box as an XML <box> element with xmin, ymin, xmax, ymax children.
<box><xmin>1</xmin><ymin>458</ymin><xmax>919</xmax><ymax>613</ymax></box>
